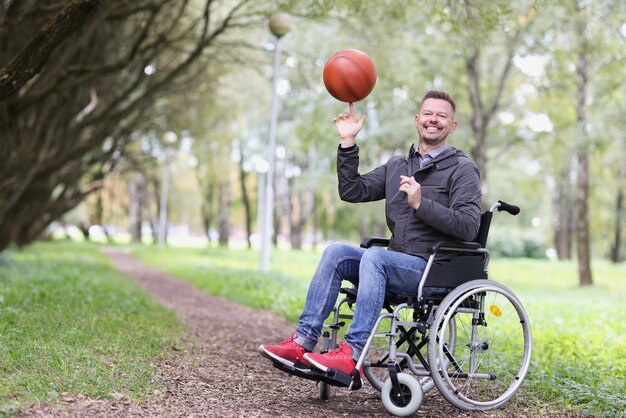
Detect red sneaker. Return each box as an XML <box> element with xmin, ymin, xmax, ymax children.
<box><xmin>304</xmin><ymin>342</ymin><xmax>362</xmax><ymax>376</ymax></box>
<box><xmin>258</xmin><ymin>334</ymin><xmax>310</xmax><ymax>368</ymax></box>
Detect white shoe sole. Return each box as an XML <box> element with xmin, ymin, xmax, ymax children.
<box><xmin>303</xmin><ymin>353</ymin><xmax>329</xmax><ymax>373</ymax></box>
<box><xmin>258</xmin><ymin>345</ymin><xmax>296</xmax><ymax>368</ymax></box>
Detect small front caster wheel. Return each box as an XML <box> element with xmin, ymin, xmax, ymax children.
<box><xmin>318</xmin><ymin>381</ymin><xmax>331</xmax><ymax>400</ymax></box>
<box><xmin>381</xmin><ymin>373</ymin><xmax>423</xmax><ymax>416</ymax></box>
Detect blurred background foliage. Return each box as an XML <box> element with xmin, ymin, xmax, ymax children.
<box><xmin>1</xmin><ymin>0</ymin><xmax>625</xmax><ymax>280</ymax></box>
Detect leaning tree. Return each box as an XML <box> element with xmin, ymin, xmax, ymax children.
<box><xmin>0</xmin><ymin>0</ymin><xmax>270</xmax><ymax>251</ymax></box>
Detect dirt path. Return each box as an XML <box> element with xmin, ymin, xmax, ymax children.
<box><xmin>16</xmin><ymin>248</ymin><xmax>563</xmax><ymax>417</ymax></box>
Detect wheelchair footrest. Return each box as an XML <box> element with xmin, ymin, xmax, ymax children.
<box><xmin>272</xmin><ymin>360</ymin><xmax>361</xmax><ymax>389</ymax></box>
<box><xmin>271</xmin><ymin>360</ymin><xmax>316</xmax><ymax>380</ymax></box>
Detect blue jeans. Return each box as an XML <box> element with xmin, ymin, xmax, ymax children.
<box><xmin>294</xmin><ymin>243</ymin><xmax>429</xmax><ymax>360</ymax></box>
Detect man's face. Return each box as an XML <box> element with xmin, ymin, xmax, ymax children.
<box><xmin>415</xmin><ymin>98</ymin><xmax>457</xmax><ymax>147</ymax></box>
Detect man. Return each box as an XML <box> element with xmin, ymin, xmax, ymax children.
<box><xmin>258</xmin><ymin>90</ymin><xmax>482</xmax><ymax>378</ymax></box>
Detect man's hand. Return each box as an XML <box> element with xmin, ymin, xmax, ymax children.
<box><xmin>333</xmin><ymin>102</ymin><xmax>366</xmax><ymax>148</ymax></box>
<box><xmin>399</xmin><ymin>175</ymin><xmax>422</xmax><ymax>209</ymax></box>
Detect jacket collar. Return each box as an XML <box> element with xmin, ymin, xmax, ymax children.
<box><xmin>409</xmin><ymin>144</ymin><xmax>459</xmax><ymax>172</ymax></box>
<box><xmin>409</xmin><ymin>143</ymin><xmax>455</xmax><ymax>161</ymax></box>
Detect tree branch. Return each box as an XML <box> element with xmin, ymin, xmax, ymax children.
<box><xmin>0</xmin><ymin>0</ymin><xmax>101</xmax><ymax>102</ymax></box>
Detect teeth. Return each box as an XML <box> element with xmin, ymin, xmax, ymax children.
<box><xmin>426</xmin><ymin>127</ymin><xmax>439</xmax><ymax>132</ymax></box>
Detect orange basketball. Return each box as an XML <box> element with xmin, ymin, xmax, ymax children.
<box><xmin>323</xmin><ymin>49</ymin><xmax>377</xmax><ymax>103</ymax></box>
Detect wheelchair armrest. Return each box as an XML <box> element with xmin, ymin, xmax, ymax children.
<box><xmin>360</xmin><ymin>237</ymin><xmax>390</xmax><ymax>249</ymax></box>
<box><xmin>430</xmin><ymin>241</ymin><xmax>481</xmax><ymax>254</ymax></box>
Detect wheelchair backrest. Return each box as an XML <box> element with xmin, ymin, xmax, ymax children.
<box><xmin>475</xmin><ymin>200</ymin><xmax>521</xmax><ymax>248</ymax></box>
<box><xmin>474</xmin><ymin>211</ymin><xmax>493</xmax><ymax>248</ymax></box>
<box><xmin>423</xmin><ymin>255</ymin><xmax>487</xmax><ymax>288</ymax></box>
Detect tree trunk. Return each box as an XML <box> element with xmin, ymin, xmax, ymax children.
<box><xmin>128</xmin><ymin>173</ymin><xmax>145</xmax><ymax>243</ymax></box>
<box><xmin>465</xmin><ymin>41</ymin><xmax>519</xmax><ymax>203</ymax></box>
<box><xmin>217</xmin><ymin>181</ymin><xmax>231</xmax><ymax>247</ymax></box>
<box><xmin>311</xmin><ymin>192</ymin><xmax>319</xmax><ymax>250</ymax></box>
<box><xmin>289</xmin><ymin>188</ymin><xmax>302</xmax><ymax>249</ymax></box>
<box><xmin>94</xmin><ymin>188</ymin><xmax>109</xmax><ymax>242</ymax></box>
<box><xmin>273</xmin><ymin>169</ymin><xmax>288</xmax><ymax>247</ymax></box>
<box><xmin>611</xmin><ymin>190</ymin><xmax>624</xmax><ymax>263</ymax></box>
<box><xmin>290</xmin><ymin>223</ymin><xmax>303</xmax><ymax>249</ymax></box>
<box><xmin>148</xmin><ymin>176</ymin><xmax>161</xmax><ymax>244</ymax></box>
<box><xmin>574</xmin><ymin>3</ymin><xmax>593</xmax><ymax>286</ymax></box>
<box><xmin>575</xmin><ymin>151</ymin><xmax>592</xmax><ymax>286</ymax></box>
<box><xmin>553</xmin><ymin>165</ymin><xmax>573</xmax><ymax>260</ymax></box>
<box><xmin>78</xmin><ymin>223</ymin><xmax>90</xmax><ymax>241</ymax></box>
<box><xmin>238</xmin><ymin>151</ymin><xmax>252</xmax><ymax>249</ymax></box>
<box><xmin>200</xmin><ymin>181</ymin><xmax>215</xmax><ymax>245</ymax></box>
<box><xmin>143</xmin><ymin>177</ymin><xmax>156</xmax><ymax>245</ymax></box>
<box><xmin>288</xmin><ymin>194</ymin><xmax>311</xmax><ymax>250</ymax></box>
<box><xmin>466</xmin><ymin>49</ymin><xmax>489</xmax><ymax>188</ymax></box>
<box><xmin>287</xmin><ymin>176</ymin><xmax>315</xmax><ymax>250</ymax></box>
<box><xmin>461</xmin><ymin>11</ymin><xmax>527</xmax><ymax>205</ymax></box>
<box><xmin>273</xmin><ymin>205</ymin><xmax>280</xmax><ymax>247</ymax></box>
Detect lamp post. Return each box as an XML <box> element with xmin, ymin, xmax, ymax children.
<box><xmin>254</xmin><ymin>157</ymin><xmax>269</xmax><ymax>251</ymax></box>
<box><xmin>260</xmin><ymin>12</ymin><xmax>291</xmax><ymax>272</ymax></box>
<box><xmin>157</xmin><ymin>131</ymin><xmax>177</xmax><ymax>246</ymax></box>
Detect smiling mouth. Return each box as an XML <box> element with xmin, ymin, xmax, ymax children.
<box><xmin>425</xmin><ymin>126</ymin><xmax>440</xmax><ymax>132</ymax></box>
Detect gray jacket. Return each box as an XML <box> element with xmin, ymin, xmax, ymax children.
<box><xmin>337</xmin><ymin>144</ymin><xmax>482</xmax><ymax>260</ymax></box>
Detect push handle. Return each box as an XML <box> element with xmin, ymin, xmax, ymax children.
<box><xmin>497</xmin><ymin>200</ymin><xmax>521</xmax><ymax>215</ymax></box>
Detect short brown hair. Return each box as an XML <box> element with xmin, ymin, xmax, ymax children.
<box><xmin>421</xmin><ymin>90</ymin><xmax>456</xmax><ymax>114</ymax></box>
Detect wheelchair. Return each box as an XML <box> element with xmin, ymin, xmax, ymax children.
<box><xmin>273</xmin><ymin>200</ymin><xmax>533</xmax><ymax>416</ymax></box>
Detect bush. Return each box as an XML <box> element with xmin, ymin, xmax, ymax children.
<box><xmin>488</xmin><ymin>229</ymin><xmax>547</xmax><ymax>259</ymax></box>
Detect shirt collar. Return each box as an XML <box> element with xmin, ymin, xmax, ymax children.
<box><xmin>420</xmin><ymin>144</ymin><xmax>449</xmax><ymax>159</ymax></box>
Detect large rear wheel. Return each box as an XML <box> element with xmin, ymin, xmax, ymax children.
<box><xmin>428</xmin><ymin>280</ymin><xmax>532</xmax><ymax>410</ymax></box>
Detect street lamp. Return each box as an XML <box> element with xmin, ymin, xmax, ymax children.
<box><xmin>157</xmin><ymin>131</ymin><xmax>177</xmax><ymax>246</ymax></box>
<box><xmin>260</xmin><ymin>12</ymin><xmax>291</xmax><ymax>272</ymax></box>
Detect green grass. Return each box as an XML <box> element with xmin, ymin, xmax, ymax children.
<box><xmin>133</xmin><ymin>245</ymin><xmax>310</xmax><ymax>323</ymax></box>
<box><xmin>3</xmin><ymin>240</ymin><xmax>621</xmax><ymax>415</ymax></box>
<box><xmin>133</xmin><ymin>245</ymin><xmax>626</xmax><ymax>417</ymax></box>
<box><xmin>490</xmin><ymin>259</ymin><xmax>626</xmax><ymax>416</ymax></box>
<box><xmin>0</xmin><ymin>242</ymin><xmax>183</xmax><ymax>413</ymax></box>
